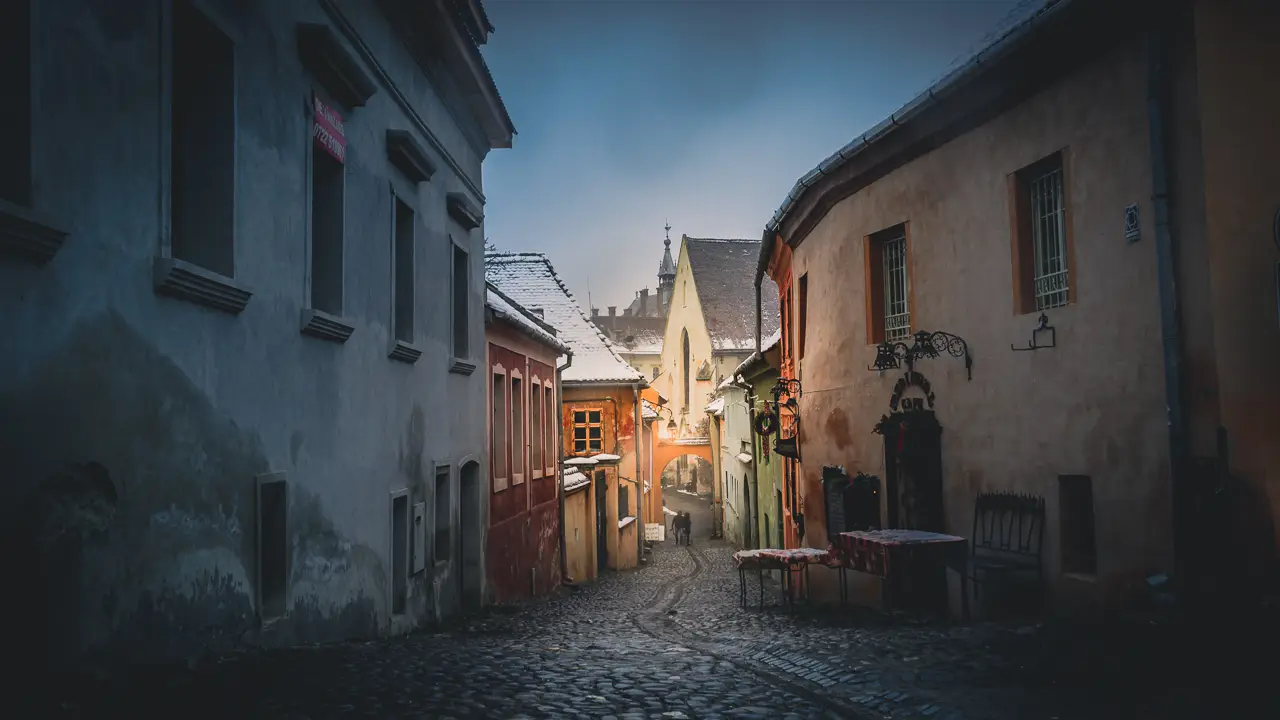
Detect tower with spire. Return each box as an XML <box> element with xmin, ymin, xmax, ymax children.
<box><xmin>657</xmin><ymin>221</ymin><xmax>677</xmax><ymax>313</ymax></box>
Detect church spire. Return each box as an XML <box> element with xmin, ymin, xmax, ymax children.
<box><xmin>658</xmin><ymin>220</ymin><xmax>677</xmax><ymax>314</ymax></box>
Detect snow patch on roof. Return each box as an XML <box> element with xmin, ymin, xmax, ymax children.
<box><xmin>684</xmin><ymin>238</ymin><xmax>781</xmax><ymax>351</ymax></box>
<box><xmin>705</xmin><ymin>397</ymin><xmax>725</xmax><ymax>415</ymax></box>
<box><xmin>485</xmin><ymin>283</ymin><xmax>570</xmax><ymax>353</ymax></box>
<box><xmin>486</xmin><ymin>252</ymin><xmax>646</xmax><ymax>385</ymax></box>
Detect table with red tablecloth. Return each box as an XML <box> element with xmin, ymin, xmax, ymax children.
<box><xmin>827</xmin><ymin>530</ymin><xmax>970</xmax><ymax>620</ymax></box>
<box><xmin>732</xmin><ymin>547</ymin><xmax>833</xmax><ymax>609</ymax></box>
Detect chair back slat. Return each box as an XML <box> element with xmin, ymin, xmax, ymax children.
<box><xmin>971</xmin><ymin>491</ymin><xmax>1045</xmax><ymax>559</ymax></box>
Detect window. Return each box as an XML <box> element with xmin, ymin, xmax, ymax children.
<box><xmin>511</xmin><ymin>373</ymin><xmax>524</xmax><ymax>484</ymax></box>
<box><xmin>1012</xmin><ymin>152</ymin><xmax>1072</xmax><ymax>313</ymax></box>
<box><xmin>391</xmin><ymin>492</ymin><xmax>408</xmax><ymax>614</ymax></box>
<box><xmin>256</xmin><ymin>474</ymin><xmax>288</xmax><ymax>619</ymax></box>
<box><xmin>544</xmin><ymin>385</ymin><xmax>555</xmax><ymax>471</ymax></box>
<box><xmin>171</xmin><ymin>0</ymin><xmax>236</xmax><ymax>277</ymax></box>
<box><xmin>435</xmin><ymin>467</ymin><xmax>451</xmax><ymax>564</ymax></box>
<box><xmin>618</xmin><ymin>483</ymin><xmax>630</xmax><ymax>519</ymax></box>
<box><xmin>572</xmin><ymin>409</ymin><xmax>603</xmax><ymax>455</ymax></box>
<box><xmin>865</xmin><ymin>224</ymin><xmax>910</xmax><ymax>344</ymax></box>
<box><xmin>1059</xmin><ymin>475</ymin><xmax>1096</xmax><ymax>574</ymax></box>
<box><xmin>309</xmin><ymin>118</ymin><xmax>345</xmax><ymax>314</ymax></box>
<box><xmin>652</xmin><ymin>366</ymin><xmax>660</xmax><ymax>380</ymax></box>
<box><xmin>491</xmin><ymin>369</ymin><xmax>507</xmax><ymax>489</ymax></box>
<box><xmin>681</xmin><ymin>328</ymin><xmax>691</xmax><ymax>408</ymax></box>
<box><xmin>797</xmin><ymin>273</ymin><xmax>808</xmax><ymax>359</ymax></box>
<box><xmin>531</xmin><ymin>380</ymin><xmax>543</xmax><ymax>478</ymax></box>
<box><xmin>0</xmin><ymin>1</ymin><xmax>31</xmax><ymax>206</ymax></box>
<box><xmin>393</xmin><ymin>197</ymin><xmax>415</xmax><ymax>343</ymax></box>
<box><xmin>780</xmin><ymin>287</ymin><xmax>791</xmax><ymax>361</ymax></box>
<box><xmin>452</xmin><ymin>242</ymin><xmax>469</xmax><ymax>357</ymax></box>
<box><xmin>682</xmin><ymin>281</ymin><xmax>687</xmax><ymax>307</ymax></box>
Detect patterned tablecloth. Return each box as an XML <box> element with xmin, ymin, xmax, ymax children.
<box><xmin>733</xmin><ymin>547</ymin><xmax>832</xmax><ymax>569</ymax></box>
<box><xmin>829</xmin><ymin>530</ymin><xmax>967</xmax><ymax>578</ymax></box>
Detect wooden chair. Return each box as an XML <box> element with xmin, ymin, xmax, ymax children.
<box><xmin>969</xmin><ymin>491</ymin><xmax>1046</xmax><ymax>605</ymax></box>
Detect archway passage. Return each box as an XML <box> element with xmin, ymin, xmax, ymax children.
<box><xmin>653</xmin><ymin>442</ymin><xmax>713</xmax><ymax>496</ymax></box>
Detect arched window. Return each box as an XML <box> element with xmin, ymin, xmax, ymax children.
<box><xmin>681</xmin><ymin>328</ymin><xmax>690</xmax><ymax>408</ymax></box>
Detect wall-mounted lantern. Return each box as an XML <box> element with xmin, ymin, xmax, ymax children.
<box><xmin>868</xmin><ymin>330</ymin><xmax>972</xmax><ymax>381</ymax></box>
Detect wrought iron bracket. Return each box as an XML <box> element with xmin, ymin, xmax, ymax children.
<box><xmin>1012</xmin><ymin>313</ymin><xmax>1056</xmax><ymax>352</ymax></box>
<box><xmin>868</xmin><ymin>330</ymin><xmax>972</xmax><ymax>381</ymax></box>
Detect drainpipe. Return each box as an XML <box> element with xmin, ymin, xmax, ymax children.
<box><xmin>755</xmin><ymin>278</ymin><xmax>763</xmax><ymax>356</ymax></box>
<box><xmin>633</xmin><ymin>383</ymin><xmax>645</xmax><ymax>562</ymax></box>
<box><xmin>1145</xmin><ymin>17</ymin><xmax>1189</xmax><ymax>579</ymax></box>
<box><xmin>556</xmin><ymin>353</ymin><xmax>573</xmax><ymax>583</ymax></box>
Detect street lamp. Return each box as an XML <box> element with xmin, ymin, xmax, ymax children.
<box><xmin>650</xmin><ymin>403</ymin><xmax>678</xmax><ymax>435</ymax></box>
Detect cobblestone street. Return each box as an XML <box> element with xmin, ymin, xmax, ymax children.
<box><xmin>38</xmin><ymin>491</ymin><xmax>1275</xmax><ymax>719</ymax></box>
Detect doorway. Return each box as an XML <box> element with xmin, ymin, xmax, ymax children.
<box><xmin>459</xmin><ymin>461</ymin><xmax>482</xmax><ymax>608</ymax></box>
<box><xmin>878</xmin><ymin>409</ymin><xmax>946</xmax><ymax>613</ymax></box>
<box><xmin>595</xmin><ymin>470</ymin><xmax>609</xmax><ymax>573</ymax></box>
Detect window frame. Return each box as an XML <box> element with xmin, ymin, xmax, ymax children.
<box><xmin>1010</xmin><ymin>150</ymin><xmax>1075</xmax><ymax>315</ymax></box>
<box><xmin>153</xmin><ymin>0</ymin><xmax>250</xmax><ymax>313</ymax></box>
<box><xmin>449</xmin><ymin>235</ymin><xmax>475</xmax><ymax>374</ymax></box>
<box><xmin>510</xmin><ymin>368</ymin><xmax>525</xmax><ymax>485</ymax></box>
<box><xmin>797</xmin><ymin>273</ymin><xmax>808</xmax><ymax>360</ymax></box>
<box><xmin>543</xmin><ymin>383</ymin><xmax>556</xmax><ymax>475</ymax></box>
<box><xmin>433</xmin><ymin>464</ymin><xmax>452</xmax><ymax>566</ymax></box>
<box><xmin>490</xmin><ymin>364</ymin><xmax>508</xmax><ymax>491</ymax></box>
<box><xmin>864</xmin><ymin>223</ymin><xmax>913</xmax><ymax>345</ymax></box>
<box><xmin>530</xmin><ymin>377</ymin><xmax>544</xmax><ymax>479</ymax></box>
<box><xmin>303</xmin><ymin>90</ymin><xmax>348</xmax><ymax>321</ymax></box>
<box><xmin>571</xmin><ymin>408</ymin><xmax>604</xmax><ymax>456</ymax></box>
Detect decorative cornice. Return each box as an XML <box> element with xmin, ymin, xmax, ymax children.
<box><xmin>386</xmin><ymin>130</ymin><xmax>437</xmax><ymax>184</ymax></box>
<box><xmin>153</xmin><ymin>257</ymin><xmax>252</xmax><ymax>314</ymax></box>
<box><xmin>316</xmin><ymin>0</ymin><xmax>485</xmax><ymax>205</ymax></box>
<box><xmin>297</xmin><ymin>23</ymin><xmax>378</xmax><ymax>108</ymax></box>
<box><xmin>300</xmin><ymin>308</ymin><xmax>355</xmax><ymax>343</ymax></box>
<box><xmin>388</xmin><ymin>339</ymin><xmax>422</xmax><ymax>364</ymax></box>
<box><xmin>0</xmin><ymin>200</ymin><xmax>68</xmax><ymax>265</ymax></box>
<box><xmin>449</xmin><ymin>358</ymin><xmax>477</xmax><ymax>375</ymax></box>
<box><xmin>446</xmin><ymin>192</ymin><xmax>482</xmax><ymax>230</ymax></box>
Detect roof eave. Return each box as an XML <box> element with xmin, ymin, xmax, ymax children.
<box><xmin>759</xmin><ymin>0</ymin><xmax>1077</xmax><ymax>255</ymax></box>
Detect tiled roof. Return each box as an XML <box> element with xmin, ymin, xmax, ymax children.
<box><xmin>685</xmin><ymin>238</ymin><xmax>781</xmax><ymax>352</ymax></box>
<box><xmin>615</xmin><ymin>326</ymin><xmax>664</xmax><ymax>355</ymax></box>
<box><xmin>486</xmin><ymin>252</ymin><xmax>646</xmax><ymax>385</ymax></box>
<box><xmin>485</xmin><ymin>283</ymin><xmax>570</xmax><ymax>354</ymax></box>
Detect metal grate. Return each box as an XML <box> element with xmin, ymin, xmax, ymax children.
<box><xmin>881</xmin><ymin>232</ymin><xmax>910</xmax><ymax>341</ymax></box>
<box><xmin>1030</xmin><ymin>167</ymin><xmax>1069</xmax><ymax>309</ymax></box>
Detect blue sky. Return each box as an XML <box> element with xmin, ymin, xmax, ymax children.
<box><xmin>479</xmin><ymin>0</ymin><xmax>1020</xmax><ymax>310</ymax></box>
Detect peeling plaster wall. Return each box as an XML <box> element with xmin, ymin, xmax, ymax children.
<box><xmin>0</xmin><ymin>0</ymin><xmax>491</xmax><ymax>666</ymax></box>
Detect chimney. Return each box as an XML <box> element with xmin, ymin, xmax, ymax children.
<box><xmin>608</xmin><ymin>306</ymin><xmax>616</xmax><ymax>318</ymax></box>
<box><xmin>640</xmin><ymin>288</ymin><xmax>649</xmax><ymax>314</ymax></box>
<box><xmin>623</xmin><ymin>308</ymin><xmax>631</xmax><ymax>317</ymax></box>
<box><xmin>592</xmin><ymin>308</ymin><xmax>599</xmax><ymax>318</ymax></box>
<box><xmin>530</xmin><ymin>308</ymin><xmax>544</xmax><ymax>318</ymax></box>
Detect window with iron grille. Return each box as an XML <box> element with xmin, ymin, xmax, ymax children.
<box><xmin>866</xmin><ymin>224</ymin><xmax>910</xmax><ymax>344</ymax></box>
<box><xmin>1012</xmin><ymin>151</ymin><xmax>1072</xmax><ymax>314</ymax></box>
<box><xmin>572</xmin><ymin>409</ymin><xmax>603</xmax><ymax>454</ymax></box>
<box><xmin>1030</xmin><ymin>165</ymin><xmax>1069</xmax><ymax>309</ymax></box>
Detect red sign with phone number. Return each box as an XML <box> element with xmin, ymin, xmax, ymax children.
<box><xmin>312</xmin><ymin>94</ymin><xmax>345</xmax><ymax>164</ymax></box>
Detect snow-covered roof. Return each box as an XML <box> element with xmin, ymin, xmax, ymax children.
<box><xmin>589</xmin><ymin>453</ymin><xmax>621</xmax><ymax>462</ymax></box>
<box><xmin>564</xmin><ymin>471</ymin><xmax>590</xmax><ymax>492</ymax></box>
<box><xmin>641</xmin><ymin>399</ymin><xmax>659</xmax><ymax>420</ymax></box>
<box><xmin>485</xmin><ymin>283</ymin><xmax>571</xmax><ymax>354</ymax></box>
<box><xmin>684</xmin><ymin>238</ymin><xmax>782</xmax><ymax>352</ymax></box>
<box><xmin>705</xmin><ymin>397</ymin><xmax>725</xmax><ymax>415</ymax></box>
<box><xmin>727</xmin><ymin>329</ymin><xmax>783</xmax><ymax>382</ymax></box>
<box><xmin>564</xmin><ymin>457</ymin><xmax>598</xmax><ymax>466</ymax></box>
<box><xmin>486</xmin><ymin>252</ymin><xmax>646</xmax><ymax>385</ymax></box>
<box><xmin>736</xmin><ymin>453</ymin><xmax>753</xmax><ymax>465</ymax></box>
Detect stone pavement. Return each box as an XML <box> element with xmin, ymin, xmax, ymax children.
<box><xmin>37</xmin><ymin>507</ymin><xmax>1277</xmax><ymax>719</ymax></box>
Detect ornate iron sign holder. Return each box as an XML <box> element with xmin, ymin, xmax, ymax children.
<box><xmin>869</xmin><ymin>330</ymin><xmax>972</xmax><ymax>381</ymax></box>
<box><xmin>1011</xmin><ymin>313</ymin><xmax>1056</xmax><ymax>352</ymax></box>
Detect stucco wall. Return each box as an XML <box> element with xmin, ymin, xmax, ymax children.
<box><xmin>485</xmin><ymin>322</ymin><xmax>563</xmax><ymax>604</ymax></box>
<box><xmin>660</xmin><ymin>244</ymin><xmax>715</xmax><ymax>433</ymax></box>
<box><xmin>719</xmin><ymin>386</ymin><xmax>755</xmax><ymax>548</ymax></box>
<box><xmin>0</xmin><ymin>0</ymin><xmax>492</xmax><ymax>665</ymax></box>
<box><xmin>563</xmin><ymin>486</ymin><xmax>593</xmax><ymax>583</ymax></box>
<box><xmin>786</xmin><ymin>43</ymin><xmax>1175</xmax><ymax>605</ymax></box>
<box><xmin>1190</xmin><ymin>0</ymin><xmax>1280</xmax><ymax>566</ymax></box>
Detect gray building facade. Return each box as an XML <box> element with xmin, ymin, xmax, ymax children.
<box><xmin>0</xmin><ymin>0</ymin><xmax>512</xmax><ymax>667</ymax></box>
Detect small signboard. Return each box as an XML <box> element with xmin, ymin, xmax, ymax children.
<box><xmin>312</xmin><ymin>93</ymin><xmax>346</xmax><ymax>164</ymax></box>
<box><xmin>645</xmin><ymin>523</ymin><xmax>665</xmax><ymax>542</ymax></box>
